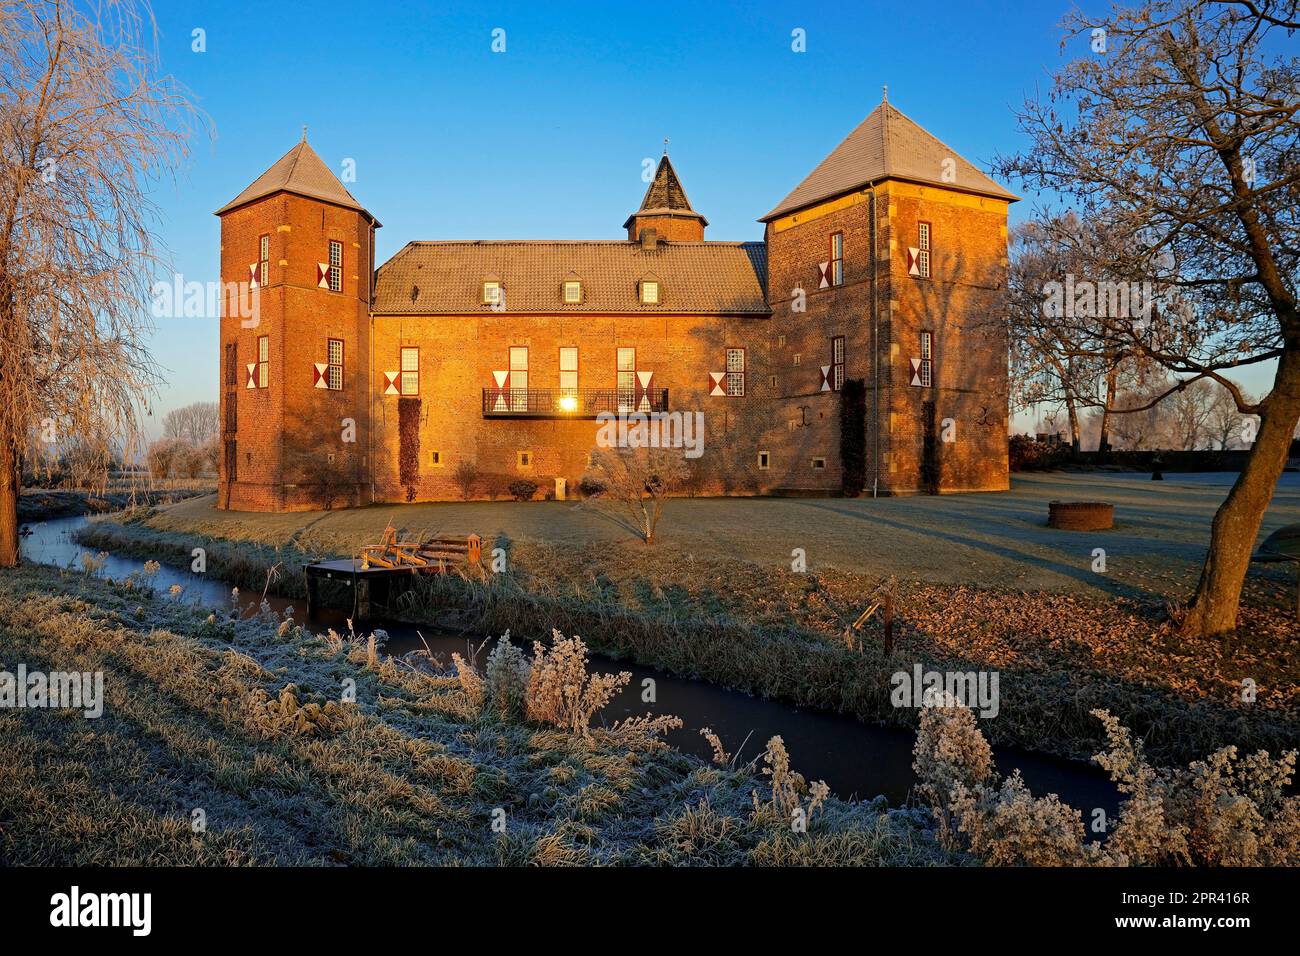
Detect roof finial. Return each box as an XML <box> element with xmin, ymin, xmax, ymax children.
<box><xmin>302</xmin><ymin>124</ymin><xmax>307</xmax><ymax>143</ymax></box>
<box><xmin>882</xmin><ymin>84</ymin><xmax>888</xmax><ymax>104</ymax></box>
<box><xmin>663</xmin><ymin>136</ymin><xmax>669</xmax><ymax>157</ymax></box>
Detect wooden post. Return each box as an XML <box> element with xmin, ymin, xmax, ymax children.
<box><xmin>882</xmin><ymin>589</ymin><xmax>894</xmax><ymax>656</ymax></box>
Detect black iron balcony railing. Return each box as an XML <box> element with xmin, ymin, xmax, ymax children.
<box><xmin>481</xmin><ymin>387</ymin><xmax>670</xmax><ymax>418</ymax></box>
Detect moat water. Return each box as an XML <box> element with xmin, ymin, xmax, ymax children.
<box><xmin>22</xmin><ymin>514</ymin><xmax>1120</xmax><ymax>814</ymax></box>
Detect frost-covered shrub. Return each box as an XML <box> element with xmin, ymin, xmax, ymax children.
<box><xmin>912</xmin><ymin>693</ymin><xmax>995</xmax><ymax>843</ymax></box>
<box><xmin>949</xmin><ymin>773</ymin><xmax>1089</xmax><ymax>866</ymax></box>
<box><xmin>451</xmin><ymin>652</ymin><xmax>484</xmax><ymax>710</ymax></box>
<box><xmin>914</xmin><ymin>702</ymin><xmax>1300</xmax><ymax>866</ymax></box>
<box><xmin>1091</xmin><ymin>709</ymin><xmax>1299</xmax><ymax>866</ymax></box>
<box><xmin>525</xmin><ymin>630</ymin><xmax>628</xmax><ymax>737</ymax></box>
<box><xmin>484</xmin><ymin>632</ymin><xmax>530</xmax><ymax>721</ymax></box>
<box><xmin>751</xmin><ymin>735</ymin><xmax>830</xmax><ymax>830</ymax></box>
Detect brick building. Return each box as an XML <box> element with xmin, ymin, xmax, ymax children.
<box><xmin>216</xmin><ymin>98</ymin><xmax>1015</xmax><ymax>511</ymax></box>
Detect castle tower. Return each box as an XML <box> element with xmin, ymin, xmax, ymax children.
<box><xmin>759</xmin><ymin>97</ymin><xmax>1017</xmax><ymax>495</ymax></box>
<box><xmin>624</xmin><ymin>153</ymin><xmax>708</xmax><ymax>242</ymax></box>
<box><xmin>215</xmin><ymin>138</ymin><xmax>380</xmax><ymax>511</ymax></box>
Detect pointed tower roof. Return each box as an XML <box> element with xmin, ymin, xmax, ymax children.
<box><xmin>215</xmin><ymin>139</ymin><xmax>377</xmax><ymax>222</ymax></box>
<box><xmin>623</xmin><ymin>154</ymin><xmax>708</xmax><ymax>230</ymax></box>
<box><xmin>760</xmin><ymin>100</ymin><xmax>1017</xmax><ymax>221</ymax></box>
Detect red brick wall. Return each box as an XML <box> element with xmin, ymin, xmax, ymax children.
<box><xmin>367</xmin><ymin>310</ymin><xmax>774</xmax><ymax>501</ymax></box>
<box><xmin>761</xmin><ymin>181</ymin><xmax>1010</xmax><ymax>495</ymax></box>
<box><xmin>626</xmin><ymin>215</ymin><xmax>705</xmax><ymax>242</ymax></box>
<box><xmin>217</xmin><ymin>192</ymin><xmax>374</xmax><ymax>511</ymax></box>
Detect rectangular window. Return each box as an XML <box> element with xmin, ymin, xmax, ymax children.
<box><xmin>256</xmin><ymin>335</ymin><xmax>269</xmax><ymax>388</ymax></box>
<box><xmin>327</xmin><ymin>338</ymin><xmax>344</xmax><ymax>391</ymax></box>
<box><xmin>726</xmin><ymin>348</ymin><xmax>745</xmax><ymax>396</ymax></box>
<box><xmin>430</xmin><ymin>450</ymin><xmax>442</xmax><ymax>467</ymax></box>
<box><xmin>559</xmin><ymin>346</ymin><xmax>578</xmax><ymax>393</ymax></box>
<box><xmin>919</xmin><ymin>331</ymin><xmax>933</xmax><ymax>388</ymax></box>
<box><xmin>640</xmin><ymin>280</ymin><xmax>659</xmax><ymax>304</ymax></box>
<box><xmin>259</xmin><ymin>235</ymin><xmax>270</xmax><ymax>286</ymax></box>
<box><xmin>617</xmin><ymin>347</ymin><xmax>636</xmax><ymax>411</ymax></box>
<box><xmin>811</xmin><ymin>457</ymin><xmax>827</xmax><ymax>470</ymax></box>
<box><xmin>400</xmin><ymin>346</ymin><xmax>419</xmax><ymax>395</ymax></box>
<box><xmin>832</xmin><ymin>335</ymin><xmax>845</xmax><ymax>392</ymax></box>
<box><xmin>563</xmin><ymin>280</ymin><xmax>581</xmax><ymax>304</ymax></box>
<box><xmin>510</xmin><ymin>346</ymin><xmax>529</xmax><ymax>411</ymax></box>
<box><xmin>483</xmin><ymin>280</ymin><xmax>502</xmax><ymax>305</ymax></box>
<box><xmin>830</xmin><ymin>232</ymin><xmax>844</xmax><ymax>286</ymax></box>
<box><xmin>917</xmin><ymin>222</ymin><xmax>931</xmax><ymax>279</ymax></box>
<box><xmin>758</xmin><ymin>451</ymin><xmax>770</xmax><ymax>470</ymax></box>
<box><xmin>328</xmin><ymin>240</ymin><xmax>342</xmax><ymax>293</ymax></box>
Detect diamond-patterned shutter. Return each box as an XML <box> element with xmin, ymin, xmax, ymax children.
<box><xmin>708</xmin><ymin>371</ymin><xmax>726</xmax><ymax>397</ymax></box>
<box><xmin>317</xmin><ymin>263</ymin><xmax>330</xmax><ymax>289</ymax></box>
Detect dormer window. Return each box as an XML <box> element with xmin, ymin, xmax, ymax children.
<box><xmin>482</xmin><ymin>280</ymin><xmax>502</xmax><ymax>306</ymax></box>
<box><xmin>640</xmin><ymin>279</ymin><xmax>660</xmax><ymax>305</ymax></box>
<box><xmin>563</xmin><ymin>280</ymin><xmax>582</xmax><ymax>304</ymax></box>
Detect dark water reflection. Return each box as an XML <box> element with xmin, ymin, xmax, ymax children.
<box><xmin>22</xmin><ymin>516</ymin><xmax>1119</xmax><ymax>813</ymax></box>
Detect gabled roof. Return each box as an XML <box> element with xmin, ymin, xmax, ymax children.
<box><xmin>372</xmin><ymin>241</ymin><xmax>766</xmax><ymax>315</ymax></box>
<box><xmin>215</xmin><ymin>140</ymin><xmax>377</xmax><ymax>222</ymax></box>
<box><xmin>760</xmin><ymin>100</ymin><xmax>1018</xmax><ymax>221</ymax></box>
<box><xmin>623</xmin><ymin>154</ymin><xmax>708</xmax><ymax>229</ymax></box>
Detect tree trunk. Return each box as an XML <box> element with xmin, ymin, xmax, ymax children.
<box><xmin>0</xmin><ymin>436</ymin><xmax>19</xmax><ymax>567</ymax></box>
<box><xmin>1098</xmin><ymin>365</ymin><xmax>1118</xmax><ymax>455</ymax></box>
<box><xmin>1066</xmin><ymin>398</ymin><xmax>1081</xmax><ymax>454</ymax></box>
<box><xmin>1182</xmin><ymin>351</ymin><xmax>1300</xmax><ymax>636</ymax></box>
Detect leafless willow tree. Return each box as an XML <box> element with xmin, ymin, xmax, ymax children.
<box><xmin>996</xmin><ymin>0</ymin><xmax>1299</xmax><ymax>635</ymax></box>
<box><xmin>0</xmin><ymin>0</ymin><xmax>195</xmax><ymax>563</ymax></box>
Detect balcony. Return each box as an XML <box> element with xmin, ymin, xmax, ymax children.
<box><xmin>481</xmin><ymin>387</ymin><xmax>670</xmax><ymax>418</ymax></box>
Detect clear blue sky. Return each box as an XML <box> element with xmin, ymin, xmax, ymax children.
<box><xmin>145</xmin><ymin>0</ymin><xmax>1218</xmax><ymax>434</ymax></box>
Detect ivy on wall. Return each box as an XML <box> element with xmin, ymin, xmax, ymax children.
<box><xmin>840</xmin><ymin>378</ymin><xmax>867</xmax><ymax>497</ymax></box>
<box><xmin>398</xmin><ymin>398</ymin><xmax>421</xmax><ymax>502</ymax></box>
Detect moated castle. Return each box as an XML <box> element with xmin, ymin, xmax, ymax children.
<box><xmin>216</xmin><ymin>97</ymin><xmax>1015</xmax><ymax>511</ymax></box>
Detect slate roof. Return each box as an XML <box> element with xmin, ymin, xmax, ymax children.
<box><xmin>623</xmin><ymin>155</ymin><xmax>708</xmax><ymax>228</ymax></box>
<box><xmin>372</xmin><ymin>241</ymin><xmax>768</xmax><ymax>315</ymax></box>
<box><xmin>761</xmin><ymin>101</ymin><xmax>1018</xmax><ymax>221</ymax></box>
<box><xmin>215</xmin><ymin>140</ymin><xmax>376</xmax><ymax>221</ymax></box>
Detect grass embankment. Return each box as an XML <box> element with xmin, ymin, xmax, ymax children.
<box><xmin>73</xmin><ymin>506</ymin><xmax>1300</xmax><ymax>769</ymax></box>
<box><xmin>19</xmin><ymin>486</ymin><xmax>211</xmax><ymax>523</ymax></box>
<box><xmin>0</xmin><ymin>563</ymin><xmax>948</xmax><ymax>866</ymax></box>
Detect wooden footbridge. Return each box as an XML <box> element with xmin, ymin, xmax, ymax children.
<box><xmin>304</xmin><ymin>527</ymin><xmax>482</xmax><ymax>620</ymax></box>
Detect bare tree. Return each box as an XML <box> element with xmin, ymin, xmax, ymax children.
<box><xmin>0</xmin><ymin>0</ymin><xmax>197</xmax><ymax>564</ymax></box>
<box><xmin>996</xmin><ymin>0</ymin><xmax>1300</xmax><ymax>634</ymax></box>
<box><xmin>1208</xmin><ymin>383</ymin><xmax>1257</xmax><ymax>449</ymax></box>
<box><xmin>162</xmin><ymin>400</ymin><xmax>218</xmax><ymax>445</ymax></box>
<box><xmin>1167</xmin><ymin>378</ymin><xmax>1217</xmax><ymax>450</ymax></box>
<box><xmin>582</xmin><ymin>446</ymin><xmax>689</xmax><ymax>545</ymax></box>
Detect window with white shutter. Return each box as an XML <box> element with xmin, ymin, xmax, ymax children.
<box><xmin>726</xmin><ymin>348</ymin><xmax>745</xmax><ymax>396</ymax></box>
<box><xmin>257</xmin><ymin>335</ymin><xmax>269</xmax><ymax>388</ymax></box>
<box><xmin>327</xmin><ymin>338</ymin><xmax>343</xmax><ymax>390</ymax></box>
<box><xmin>328</xmin><ymin>240</ymin><xmax>342</xmax><ymax>293</ymax></box>
<box><xmin>400</xmin><ymin>346</ymin><xmax>419</xmax><ymax>395</ymax></box>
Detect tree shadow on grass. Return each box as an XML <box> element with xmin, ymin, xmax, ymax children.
<box><xmin>788</xmin><ymin>498</ymin><xmax>1158</xmax><ymax>606</ymax></box>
